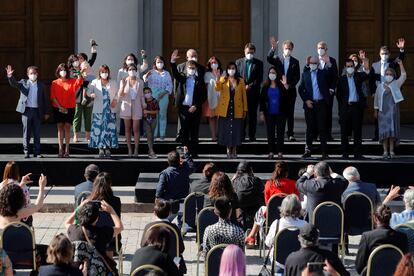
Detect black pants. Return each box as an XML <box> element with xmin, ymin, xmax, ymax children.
<box><xmin>245</xmin><ymin>89</ymin><xmax>260</xmax><ymax>139</ymax></box>
<box><xmin>304</xmin><ymin>101</ymin><xmax>328</xmax><ymax>153</ymax></box>
<box><xmin>179</xmin><ymin>106</ymin><xmax>201</xmax><ymax>155</ymax></box>
<box><xmin>285</xmin><ymin>96</ymin><xmax>296</xmax><ymax>137</ymax></box>
<box><xmin>374</xmin><ymin>118</ymin><xmax>379</xmax><ymax>140</ymax></box>
<box><xmin>22</xmin><ymin>107</ymin><xmax>41</xmax><ymax>155</ymax></box>
<box><xmin>340</xmin><ymin>104</ymin><xmax>363</xmax><ymax>155</ymax></box>
<box><xmin>326</xmin><ymin>97</ymin><xmax>334</xmax><ymax>139</ymax></box>
<box><xmin>265</xmin><ymin>114</ymin><xmax>286</xmax><ymax>153</ymax></box>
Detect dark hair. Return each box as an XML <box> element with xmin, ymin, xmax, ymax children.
<box><xmin>271</xmin><ymin>161</ymin><xmax>289</xmax><ymax>187</ymax></box>
<box><xmin>185</xmin><ymin>60</ymin><xmax>197</xmax><ymax>68</ymax></box>
<box><xmin>127</xmin><ymin>64</ymin><xmax>138</xmax><ymax>72</ymax></box>
<box><xmin>46</xmin><ymin>233</ymin><xmax>73</xmax><ymax>264</ymax></box>
<box><xmin>224</xmin><ymin>61</ymin><xmax>241</xmax><ymax>84</ymax></box>
<box><xmin>314</xmin><ymin>161</ymin><xmax>330</xmax><ymax>178</ymax></box>
<box><xmin>167</xmin><ymin>151</ymin><xmax>180</xmax><ymax>167</ymax></box>
<box><xmin>209</xmin><ymin>172</ymin><xmax>236</xmax><ymax>199</ymax></box>
<box><xmin>143</xmin><ymin>226</ymin><xmax>170</xmax><ymax>253</ymax></box>
<box><xmin>297</xmin><ymin>167</ymin><xmax>307</xmax><ymax>178</ymax></box>
<box><xmin>84</xmin><ymin>164</ymin><xmax>100</xmax><ymax>181</ymax></box>
<box><xmin>262</xmin><ymin>65</ymin><xmax>281</xmax><ymax>88</ymax></box>
<box><xmin>67</xmin><ymin>54</ymin><xmax>79</xmax><ymax>70</ymax></box>
<box><xmin>379</xmin><ymin>46</ymin><xmax>389</xmax><ymax>53</ymax></box>
<box><xmin>214</xmin><ymin>196</ymin><xmax>232</xmax><ymax>219</ymax></box>
<box><xmin>123</xmin><ymin>53</ymin><xmax>138</xmax><ymax>69</ymax></box>
<box><xmin>143</xmin><ymin>86</ymin><xmax>152</xmax><ymax>93</ymax></box>
<box><xmin>236</xmin><ymin>161</ymin><xmax>253</xmax><ymax>175</ymax></box>
<box><xmin>154</xmin><ymin>199</ymin><xmax>171</xmax><ymax>219</ymax></box>
<box><xmin>344</xmin><ymin>58</ymin><xmax>354</xmax><ymax>66</ymax></box>
<box><xmin>152</xmin><ymin>56</ymin><xmax>166</xmax><ymax>70</ymax></box>
<box><xmin>203</xmin><ymin>163</ymin><xmax>218</xmax><ymax>181</ymax></box>
<box><xmin>2</xmin><ymin>161</ymin><xmax>20</xmax><ymax>182</ymax></box>
<box><xmin>244</xmin><ymin>42</ymin><xmax>256</xmax><ymax>51</ymax></box>
<box><xmin>374</xmin><ymin>204</ymin><xmax>392</xmax><ymax>226</ymax></box>
<box><xmin>206</xmin><ymin>56</ymin><xmax>222</xmax><ymax>72</ymax></box>
<box><xmin>77</xmin><ymin>53</ymin><xmax>88</xmax><ymax>61</ymax></box>
<box><xmin>89</xmin><ymin>172</ymin><xmax>114</xmax><ymax>202</ymax></box>
<box><xmin>97</xmin><ymin>65</ymin><xmax>111</xmax><ymax>80</ymax></box>
<box><xmin>0</xmin><ymin>184</ymin><xmax>26</xmax><ymax>217</ymax></box>
<box><xmin>26</xmin><ymin>66</ymin><xmax>39</xmax><ymax>74</ymax></box>
<box><xmin>78</xmin><ymin>202</ymin><xmax>100</xmax><ymax>226</ymax></box>
<box><xmin>349</xmin><ymin>54</ymin><xmax>362</xmax><ymax>70</ymax></box>
<box><xmin>394</xmin><ymin>253</ymin><xmax>414</xmax><ymax>276</ymax></box>
<box><xmin>55</xmin><ymin>63</ymin><xmax>68</xmax><ymax>78</ymax></box>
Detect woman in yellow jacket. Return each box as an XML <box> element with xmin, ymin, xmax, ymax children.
<box><xmin>214</xmin><ymin>62</ymin><xmax>248</xmax><ymax>158</ymax></box>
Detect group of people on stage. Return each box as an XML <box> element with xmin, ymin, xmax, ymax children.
<box><xmin>6</xmin><ymin>36</ymin><xmax>407</xmax><ymax>159</ymax></box>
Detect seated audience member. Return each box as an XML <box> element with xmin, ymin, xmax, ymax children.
<box><xmin>0</xmin><ymin>249</ymin><xmax>12</xmax><ymax>276</ymax></box>
<box><xmin>341</xmin><ymin>166</ymin><xmax>381</xmax><ymax>206</ymax></box>
<box><xmin>393</xmin><ymin>252</ymin><xmax>414</xmax><ymax>276</ymax></box>
<box><xmin>245</xmin><ymin>162</ymin><xmax>299</xmax><ymax>246</ymax></box>
<box><xmin>355</xmin><ymin>204</ymin><xmax>408</xmax><ymax>275</ymax></box>
<box><xmin>39</xmin><ymin>234</ymin><xmax>83</xmax><ymax>276</ymax></box>
<box><xmin>65</xmin><ymin>201</ymin><xmax>123</xmax><ymax>273</ymax></box>
<box><xmin>204</xmin><ymin>172</ymin><xmax>239</xmax><ymax>211</ymax></box>
<box><xmin>131</xmin><ymin>225</ymin><xmax>180</xmax><ymax>276</ymax></box>
<box><xmin>141</xmin><ymin>199</ymin><xmax>186</xmax><ymax>274</ymax></box>
<box><xmin>296</xmin><ymin>161</ymin><xmax>348</xmax><ymax>219</ymax></box>
<box><xmin>74</xmin><ymin>164</ymin><xmax>100</xmax><ymax>201</ymax></box>
<box><xmin>232</xmin><ymin>161</ymin><xmax>264</xmax><ymax>229</ymax></box>
<box><xmin>203</xmin><ymin>197</ymin><xmax>245</xmax><ymax>254</ymax></box>
<box><xmin>383</xmin><ymin>186</ymin><xmax>414</xmax><ymax>228</ymax></box>
<box><xmin>219</xmin><ymin>244</ymin><xmax>246</xmax><ymax>276</ymax></box>
<box><xmin>88</xmin><ymin>172</ymin><xmax>121</xmax><ymax>217</ymax></box>
<box><xmin>190</xmin><ymin>162</ymin><xmax>218</xmax><ymax>194</ymax></box>
<box><xmin>284</xmin><ymin>224</ymin><xmax>349</xmax><ymax>276</ymax></box>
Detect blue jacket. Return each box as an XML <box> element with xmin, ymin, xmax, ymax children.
<box><xmin>74</xmin><ymin>180</ymin><xmax>93</xmax><ymax>201</ymax></box>
<box><xmin>391</xmin><ymin>210</ymin><xmax>414</xmax><ymax>228</ymax></box>
<box><xmin>341</xmin><ymin>181</ymin><xmax>381</xmax><ymax>207</ymax></box>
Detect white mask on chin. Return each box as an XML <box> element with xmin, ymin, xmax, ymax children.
<box><xmin>309</xmin><ymin>64</ymin><xmax>318</xmax><ymax>71</ymax></box>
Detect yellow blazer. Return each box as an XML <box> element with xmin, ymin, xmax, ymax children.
<box><xmin>215</xmin><ymin>77</ymin><xmax>248</xmax><ymax>119</ymax></box>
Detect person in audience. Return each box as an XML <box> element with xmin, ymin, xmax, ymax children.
<box><xmin>219</xmin><ymin>244</ymin><xmax>246</xmax><ymax>276</ymax></box>
<box><xmin>232</xmin><ymin>161</ymin><xmax>263</xmax><ymax>229</ymax></box>
<box><xmin>296</xmin><ymin>161</ymin><xmax>348</xmax><ymax>219</ymax></box>
<box><xmin>393</xmin><ymin>252</ymin><xmax>414</xmax><ymax>276</ymax></box>
<box><xmin>74</xmin><ymin>164</ymin><xmax>100</xmax><ymax>202</ymax></box>
<box><xmin>39</xmin><ymin>233</ymin><xmax>83</xmax><ymax>276</ymax></box>
<box><xmin>203</xmin><ymin>197</ymin><xmax>245</xmax><ymax>254</ymax></box>
<box><xmin>355</xmin><ymin>204</ymin><xmax>408</xmax><ymax>275</ymax></box>
<box><xmin>204</xmin><ymin>172</ymin><xmax>239</xmax><ymax>211</ymax></box>
<box><xmin>50</xmin><ymin>63</ymin><xmax>84</xmax><ymax>157</ymax></box>
<box><xmin>245</xmin><ymin>161</ymin><xmax>299</xmax><ymax>246</ymax></box>
<box><xmin>0</xmin><ymin>248</ymin><xmax>12</xmax><ymax>276</ymax></box>
<box><xmin>130</xmin><ymin>225</ymin><xmax>180</xmax><ymax>276</ymax></box>
<box><xmin>341</xmin><ymin>166</ymin><xmax>381</xmax><ymax>206</ymax></box>
<box><xmin>265</xmin><ymin>195</ymin><xmax>308</xmax><ymax>273</ymax></box>
<box><xmin>383</xmin><ymin>186</ymin><xmax>414</xmax><ymax>227</ymax></box>
<box><xmin>285</xmin><ymin>224</ymin><xmax>349</xmax><ymax>276</ymax></box>
<box><xmin>88</xmin><ymin>172</ymin><xmax>121</xmax><ymax>217</ymax></box>
<box><xmin>142</xmin><ymin>86</ymin><xmax>160</xmax><ymax>158</ymax></box>
<box><xmin>190</xmin><ymin>162</ymin><xmax>218</xmax><ymax>194</ymax></box>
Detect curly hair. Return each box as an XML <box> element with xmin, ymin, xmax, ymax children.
<box><xmin>208</xmin><ymin>172</ymin><xmax>236</xmax><ymax>199</ymax></box>
<box><xmin>0</xmin><ymin>184</ymin><xmax>26</xmax><ymax>217</ymax></box>
<box><xmin>77</xmin><ymin>202</ymin><xmax>100</xmax><ymax>226</ymax></box>
<box><xmin>394</xmin><ymin>253</ymin><xmax>414</xmax><ymax>276</ymax></box>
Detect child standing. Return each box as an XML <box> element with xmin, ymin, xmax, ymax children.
<box><xmin>143</xmin><ymin>87</ymin><xmax>160</xmax><ymax>158</ymax></box>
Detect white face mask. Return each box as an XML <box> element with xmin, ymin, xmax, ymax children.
<box><xmin>144</xmin><ymin>93</ymin><xmax>152</xmax><ymax>99</ymax></box>
<box><xmin>283</xmin><ymin>49</ymin><xmax>291</xmax><ymax>57</ymax></box>
<box><xmin>59</xmin><ymin>70</ymin><xmax>67</xmax><ymax>78</ymax></box>
<box><xmin>227</xmin><ymin>69</ymin><xmax>236</xmax><ymax>77</ymax></box>
<box><xmin>268</xmin><ymin>73</ymin><xmax>277</xmax><ymax>81</ymax></box>
<box><xmin>126</xmin><ymin>59</ymin><xmax>135</xmax><ymax>66</ymax></box>
<box><xmin>100</xmin><ymin>72</ymin><xmax>109</xmax><ymax>79</ymax></box>
<box><xmin>385</xmin><ymin>75</ymin><xmax>394</xmax><ymax>83</ymax></box>
<box><xmin>381</xmin><ymin>54</ymin><xmax>389</xmax><ymax>62</ymax></box>
<box><xmin>187</xmin><ymin>68</ymin><xmax>196</xmax><ymax>76</ymax></box>
<box><xmin>346</xmin><ymin>67</ymin><xmax>355</xmax><ymax>75</ymax></box>
<box><xmin>28</xmin><ymin>74</ymin><xmax>37</xmax><ymax>82</ymax></box>
<box><xmin>211</xmin><ymin>63</ymin><xmax>219</xmax><ymax>70</ymax></box>
<box><xmin>72</xmin><ymin>61</ymin><xmax>80</xmax><ymax>67</ymax></box>
<box><xmin>189</xmin><ymin>57</ymin><xmax>198</xmax><ymax>62</ymax></box>
<box><xmin>128</xmin><ymin>70</ymin><xmax>137</xmax><ymax>77</ymax></box>
<box><xmin>245</xmin><ymin>53</ymin><xmax>254</xmax><ymax>60</ymax></box>
<box><xmin>317</xmin><ymin>48</ymin><xmax>326</xmax><ymax>56</ymax></box>
<box><xmin>309</xmin><ymin>64</ymin><xmax>318</xmax><ymax>71</ymax></box>
<box><xmin>155</xmin><ymin>62</ymin><xmax>164</xmax><ymax>70</ymax></box>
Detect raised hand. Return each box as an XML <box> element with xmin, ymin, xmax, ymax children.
<box><xmin>396</xmin><ymin>38</ymin><xmax>405</xmax><ymax>49</ymax></box>
<box><xmin>140</xmin><ymin>49</ymin><xmax>146</xmax><ymax>56</ymax></box>
<box><xmin>358</xmin><ymin>50</ymin><xmax>366</xmax><ymax>60</ymax></box>
<box><xmin>171</xmin><ymin>49</ymin><xmax>180</xmax><ymax>62</ymax></box>
<box><xmin>5</xmin><ymin>65</ymin><xmax>14</xmax><ymax>76</ymax></box>
<box><xmin>269</xmin><ymin>36</ymin><xmax>278</xmax><ymax>49</ymax></box>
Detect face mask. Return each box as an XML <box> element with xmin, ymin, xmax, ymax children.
<box><xmin>126</xmin><ymin>59</ymin><xmax>134</xmax><ymax>66</ymax></box>
<box><xmin>227</xmin><ymin>69</ymin><xmax>236</xmax><ymax>77</ymax></box>
<box><xmin>346</xmin><ymin>67</ymin><xmax>355</xmax><ymax>75</ymax></box>
<box><xmin>100</xmin><ymin>72</ymin><xmax>109</xmax><ymax>79</ymax></box>
<box><xmin>72</xmin><ymin>61</ymin><xmax>79</xmax><ymax>67</ymax></box>
<box><xmin>385</xmin><ymin>75</ymin><xmax>394</xmax><ymax>83</ymax></box>
<box><xmin>317</xmin><ymin>48</ymin><xmax>326</xmax><ymax>56</ymax></box>
<box><xmin>283</xmin><ymin>49</ymin><xmax>291</xmax><ymax>57</ymax></box>
<box><xmin>381</xmin><ymin>54</ymin><xmax>389</xmax><ymax>62</ymax></box>
<box><xmin>189</xmin><ymin>57</ymin><xmax>198</xmax><ymax>62</ymax></box>
<box><xmin>187</xmin><ymin>68</ymin><xmax>196</xmax><ymax>76</ymax></box>
<box><xmin>156</xmin><ymin>62</ymin><xmax>164</xmax><ymax>70</ymax></box>
<box><xmin>59</xmin><ymin>70</ymin><xmax>67</xmax><ymax>78</ymax></box>
<box><xmin>28</xmin><ymin>74</ymin><xmax>37</xmax><ymax>82</ymax></box>
<box><xmin>211</xmin><ymin>63</ymin><xmax>219</xmax><ymax>70</ymax></box>
<box><xmin>245</xmin><ymin>53</ymin><xmax>254</xmax><ymax>60</ymax></box>
<box><xmin>268</xmin><ymin>73</ymin><xmax>277</xmax><ymax>81</ymax></box>
<box><xmin>144</xmin><ymin>93</ymin><xmax>152</xmax><ymax>99</ymax></box>
<box><xmin>353</xmin><ymin>61</ymin><xmax>359</xmax><ymax>67</ymax></box>
<box><xmin>309</xmin><ymin>64</ymin><xmax>318</xmax><ymax>71</ymax></box>
<box><xmin>128</xmin><ymin>70</ymin><xmax>137</xmax><ymax>77</ymax></box>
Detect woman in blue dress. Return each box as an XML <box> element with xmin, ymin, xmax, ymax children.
<box><xmin>88</xmin><ymin>65</ymin><xmax>119</xmax><ymax>158</ymax></box>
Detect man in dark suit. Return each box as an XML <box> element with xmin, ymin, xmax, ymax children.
<box><xmin>299</xmin><ymin>56</ymin><xmax>336</xmax><ymax>158</ymax></box>
<box><xmin>236</xmin><ymin>43</ymin><xmax>263</xmax><ymax>142</ymax></box>
<box><xmin>337</xmin><ymin>58</ymin><xmax>370</xmax><ymax>158</ymax></box>
<box><xmin>355</xmin><ymin>204</ymin><xmax>408</xmax><ymax>275</ymax></box>
<box><xmin>6</xmin><ymin>65</ymin><xmax>49</xmax><ymax>158</ymax></box>
<box><xmin>267</xmin><ymin>37</ymin><xmax>301</xmax><ymax>141</ymax></box>
<box><xmin>170</xmin><ymin>50</ymin><xmax>207</xmax><ymax>157</ymax></box>
<box><xmin>369</xmin><ymin>38</ymin><xmax>405</xmax><ymax>141</ymax></box>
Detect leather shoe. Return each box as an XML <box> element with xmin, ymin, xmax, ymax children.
<box><xmin>302</xmin><ymin>151</ymin><xmax>311</xmax><ymax>158</ymax></box>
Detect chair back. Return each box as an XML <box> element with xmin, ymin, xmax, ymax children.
<box><xmin>146</xmin><ymin>222</ymin><xmax>180</xmax><ymax>258</ymax></box>
<box><xmin>312</xmin><ymin>201</ymin><xmax>344</xmax><ymax>244</ymax></box>
<box><xmin>197</xmin><ymin>207</ymin><xmax>219</xmax><ymax>251</ymax></box>
<box><xmin>395</xmin><ymin>223</ymin><xmax>414</xmax><ymax>252</ymax></box>
<box><xmin>366</xmin><ymin>244</ymin><xmax>403</xmax><ymax>276</ymax></box>
<box><xmin>130</xmin><ymin>264</ymin><xmax>165</xmax><ymax>276</ymax></box>
<box><xmin>1</xmin><ymin>222</ymin><xmax>36</xmax><ymax>270</ymax></box>
<box><xmin>343</xmin><ymin>192</ymin><xmax>374</xmax><ymax>235</ymax></box>
<box><xmin>183</xmin><ymin>192</ymin><xmax>206</xmax><ymax>229</ymax></box>
<box><xmin>273</xmin><ymin>227</ymin><xmax>301</xmax><ymax>266</ymax></box>
<box><xmin>205</xmin><ymin>244</ymin><xmax>227</xmax><ymax>276</ymax></box>
<box><xmin>265</xmin><ymin>194</ymin><xmax>287</xmax><ymax>232</ymax></box>
<box><xmin>75</xmin><ymin>191</ymin><xmax>91</xmax><ymax>207</ymax></box>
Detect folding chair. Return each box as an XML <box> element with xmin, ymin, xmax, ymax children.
<box><xmin>182</xmin><ymin>192</ymin><xmax>206</xmax><ymax>234</ymax></box>
<box><xmin>196</xmin><ymin>207</ymin><xmax>218</xmax><ymax>276</ymax></box>
<box><xmin>395</xmin><ymin>223</ymin><xmax>414</xmax><ymax>252</ymax></box>
<box><xmin>75</xmin><ymin>191</ymin><xmax>91</xmax><ymax>207</ymax></box>
<box><xmin>272</xmin><ymin>227</ymin><xmax>301</xmax><ymax>273</ymax></box>
<box><xmin>205</xmin><ymin>244</ymin><xmax>227</xmax><ymax>276</ymax></box>
<box><xmin>1</xmin><ymin>222</ymin><xmax>36</xmax><ymax>271</ymax></box>
<box><xmin>366</xmin><ymin>244</ymin><xmax>403</xmax><ymax>276</ymax></box>
<box><xmin>130</xmin><ymin>264</ymin><xmax>165</xmax><ymax>276</ymax></box>
<box><xmin>146</xmin><ymin>222</ymin><xmax>180</xmax><ymax>258</ymax></box>
<box><xmin>343</xmin><ymin>192</ymin><xmax>374</xmax><ymax>235</ymax></box>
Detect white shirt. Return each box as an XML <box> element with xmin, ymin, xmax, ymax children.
<box><xmin>27</xmin><ymin>81</ymin><xmax>38</xmax><ymax>108</ymax></box>
<box><xmin>319</xmin><ymin>56</ymin><xmax>326</xmax><ymax>69</ymax></box>
<box><xmin>283</xmin><ymin>56</ymin><xmax>290</xmax><ymax>76</ymax></box>
<box><xmin>380</xmin><ymin>62</ymin><xmax>388</xmax><ymax>83</ymax></box>
<box><xmin>129</xmin><ymin>86</ymin><xmax>137</xmax><ymax>100</ymax></box>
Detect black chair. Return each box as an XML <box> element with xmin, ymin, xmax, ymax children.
<box><xmin>272</xmin><ymin>227</ymin><xmax>301</xmax><ymax>272</ymax></box>
<box><xmin>366</xmin><ymin>244</ymin><xmax>403</xmax><ymax>276</ymax></box>
<box><xmin>395</xmin><ymin>223</ymin><xmax>414</xmax><ymax>252</ymax></box>
<box><xmin>146</xmin><ymin>222</ymin><xmax>180</xmax><ymax>258</ymax></box>
<box><xmin>343</xmin><ymin>192</ymin><xmax>374</xmax><ymax>235</ymax></box>
<box><xmin>182</xmin><ymin>192</ymin><xmax>206</xmax><ymax>234</ymax></box>
<box><xmin>1</xmin><ymin>222</ymin><xmax>36</xmax><ymax>271</ymax></box>
<box><xmin>130</xmin><ymin>264</ymin><xmax>165</xmax><ymax>276</ymax></box>
<box><xmin>205</xmin><ymin>244</ymin><xmax>227</xmax><ymax>276</ymax></box>
<box><xmin>75</xmin><ymin>191</ymin><xmax>91</xmax><ymax>207</ymax></box>
<box><xmin>196</xmin><ymin>207</ymin><xmax>218</xmax><ymax>275</ymax></box>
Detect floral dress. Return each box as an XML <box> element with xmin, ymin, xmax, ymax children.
<box><xmin>89</xmin><ymin>87</ymin><xmax>118</xmax><ymax>149</ymax></box>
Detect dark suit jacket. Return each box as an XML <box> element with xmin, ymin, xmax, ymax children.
<box><xmin>298</xmin><ymin>68</ymin><xmax>336</xmax><ymax>106</ymax></box>
<box><xmin>235</xmin><ymin>57</ymin><xmax>263</xmax><ymax>91</ymax></box>
<box><xmin>259</xmin><ymin>83</ymin><xmax>288</xmax><ymax>115</ymax></box>
<box><xmin>336</xmin><ymin>72</ymin><xmax>369</xmax><ymax>114</ymax></box>
<box><xmin>303</xmin><ymin>56</ymin><xmax>338</xmax><ymax>90</ymax></box>
<box><xmin>341</xmin><ymin>180</ymin><xmax>381</xmax><ymax>207</ymax></box>
<box><xmin>355</xmin><ymin>226</ymin><xmax>408</xmax><ymax>274</ymax></box>
<box><xmin>170</xmin><ymin>62</ymin><xmax>206</xmax><ymax>109</ymax></box>
<box><xmin>190</xmin><ymin>176</ymin><xmax>210</xmax><ymax>194</ymax></box>
<box><xmin>369</xmin><ymin>51</ymin><xmax>405</xmax><ymax>94</ymax></box>
<box><xmin>39</xmin><ymin>264</ymin><xmax>83</xmax><ymax>276</ymax></box>
<box><xmin>130</xmin><ymin>246</ymin><xmax>180</xmax><ymax>276</ymax></box>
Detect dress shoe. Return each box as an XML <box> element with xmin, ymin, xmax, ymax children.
<box><xmin>302</xmin><ymin>151</ymin><xmax>311</xmax><ymax>158</ymax></box>
<box><xmin>288</xmin><ymin>136</ymin><xmax>296</xmax><ymax>142</ymax></box>
<box><xmin>34</xmin><ymin>154</ymin><xmax>44</xmax><ymax>158</ymax></box>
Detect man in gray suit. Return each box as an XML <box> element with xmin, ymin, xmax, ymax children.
<box><xmin>6</xmin><ymin>65</ymin><xmax>49</xmax><ymax>158</ymax></box>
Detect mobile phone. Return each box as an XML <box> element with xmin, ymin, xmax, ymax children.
<box><xmin>90</xmin><ymin>200</ymin><xmax>101</xmax><ymax>208</ymax></box>
<box><xmin>307</xmin><ymin>262</ymin><xmax>325</xmax><ymax>273</ymax></box>
<box><xmin>29</xmin><ymin>174</ymin><xmax>42</xmax><ymax>184</ymax></box>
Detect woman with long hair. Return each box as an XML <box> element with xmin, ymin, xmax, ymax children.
<box><xmin>88</xmin><ymin>172</ymin><xmax>121</xmax><ymax>216</ymax></box>
<box><xmin>205</xmin><ymin>172</ymin><xmax>238</xmax><ymax>209</ymax></box>
<box><xmin>219</xmin><ymin>244</ymin><xmax>246</xmax><ymax>276</ymax></box>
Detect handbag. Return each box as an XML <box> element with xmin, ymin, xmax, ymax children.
<box><xmin>258</xmin><ymin>219</ymin><xmax>280</xmax><ymax>276</ymax></box>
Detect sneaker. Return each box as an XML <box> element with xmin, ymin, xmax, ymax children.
<box><xmin>288</xmin><ymin>136</ymin><xmax>296</xmax><ymax>142</ymax></box>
